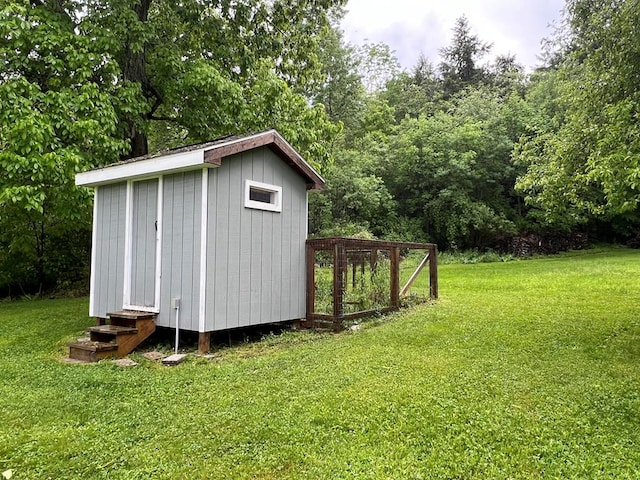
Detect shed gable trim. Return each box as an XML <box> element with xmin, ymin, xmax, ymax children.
<box><xmin>201</xmin><ymin>130</ymin><xmax>323</xmax><ymax>189</ymax></box>
<box><xmin>202</xmin><ymin>131</ymin><xmax>277</xmax><ymax>165</ymax></box>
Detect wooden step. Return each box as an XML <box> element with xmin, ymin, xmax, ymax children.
<box><xmin>88</xmin><ymin>324</ymin><xmax>139</xmax><ymax>344</ymax></box>
<box><xmin>114</xmin><ymin>316</ymin><xmax>156</xmax><ymax>357</ymax></box>
<box><xmin>68</xmin><ymin>340</ymin><xmax>118</xmax><ymax>362</ymax></box>
<box><xmin>109</xmin><ymin>310</ymin><xmax>156</xmax><ymax>320</ymax></box>
<box><xmin>88</xmin><ymin>324</ymin><xmax>138</xmax><ymax>335</ymax></box>
<box><xmin>109</xmin><ymin>311</ymin><xmax>155</xmax><ymax>328</ymax></box>
<box><xmin>68</xmin><ymin>310</ymin><xmax>157</xmax><ymax>362</ymax></box>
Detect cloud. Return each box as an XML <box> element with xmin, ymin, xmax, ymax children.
<box><xmin>341</xmin><ymin>0</ymin><xmax>565</xmax><ymax>71</ymax></box>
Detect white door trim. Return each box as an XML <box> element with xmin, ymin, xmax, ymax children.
<box><xmin>122</xmin><ymin>176</ymin><xmax>162</xmax><ymax>313</ymax></box>
<box><xmin>122</xmin><ymin>180</ymin><xmax>133</xmax><ymax>308</ymax></box>
<box><xmin>88</xmin><ymin>186</ymin><xmax>100</xmax><ymax>317</ymax></box>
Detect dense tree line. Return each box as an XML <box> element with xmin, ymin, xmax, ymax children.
<box><xmin>1</xmin><ymin>0</ymin><xmax>639</xmax><ymax>295</ymax></box>
<box><xmin>311</xmin><ymin>4</ymin><xmax>640</xmax><ymax>249</ymax></box>
<box><xmin>311</xmin><ymin>15</ymin><xmax>534</xmax><ymax>249</ymax></box>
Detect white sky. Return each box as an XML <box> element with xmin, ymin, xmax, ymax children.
<box><xmin>341</xmin><ymin>0</ymin><xmax>567</xmax><ymax>71</ymax></box>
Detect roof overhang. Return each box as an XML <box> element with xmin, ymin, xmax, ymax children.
<box><xmin>75</xmin><ymin>129</ymin><xmax>325</xmax><ymax>190</ymax></box>
<box><xmin>75</xmin><ymin>148</ymin><xmax>209</xmax><ymax>186</ymax></box>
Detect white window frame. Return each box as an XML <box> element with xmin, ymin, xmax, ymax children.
<box><xmin>244</xmin><ymin>179</ymin><xmax>282</xmax><ymax>213</ymax></box>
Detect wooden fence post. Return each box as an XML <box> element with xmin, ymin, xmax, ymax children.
<box><xmin>390</xmin><ymin>247</ymin><xmax>400</xmax><ymax>309</ymax></box>
<box><xmin>198</xmin><ymin>332</ymin><xmax>211</xmax><ymax>354</ymax></box>
<box><xmin>370</xmin><ymin>249</ymin><xmax>378</xmax><ymax>274</ymax></box>
<box><xmin>333</xmin><ymin>243</ymin><xmax>346</xmax><ymax>326</ymax></box>
<box><xmin>429</xmin><ymin>245</ymin><xmax>439</xmax><ymax>299</ymax></box>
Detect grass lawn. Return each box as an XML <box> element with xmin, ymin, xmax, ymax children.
<box><xmin>1</xmin><ymin>247</ymin><xmax>639</xmax><ymax>479</ymax></box>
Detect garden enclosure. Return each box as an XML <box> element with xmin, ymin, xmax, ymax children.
<box><xmin>305</xmin><ymin>237</ymin><xmax>438</xmax><ymax>330</ymax></box>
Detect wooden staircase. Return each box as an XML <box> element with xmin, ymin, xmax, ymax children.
<box><xmin>68</xmin><ymin>311</ymin><xmax>156</xmax><ymax>362</ymax></box>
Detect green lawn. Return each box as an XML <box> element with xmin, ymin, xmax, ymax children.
<box><xmin>1</xmin><ymin>247</ymin><xmax>639</xmax><ymax>479</ymax></box>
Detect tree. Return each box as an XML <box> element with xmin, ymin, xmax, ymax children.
<box><xmin>383</xmin><ymin>86</ymin><xmax>533</xmax><ymax>249</ymax></box>
<box><xmin>2</xmin><ymin>0</ymin><xmax>345</xmax><ymax>159</ymax></box>
<box><xmin>306</xmin><ymin>24</ymin><xmax>366</xmax><ymax>130</ymax></box>
<box><xmin>383</xmin><ymin>55</ymin><xmax>440</xmax><ymax>122</ymax></box>
<box><xmin>515</xmin><ymin>0</ymin><xmax>640</xmax><ymax>228</ymax></box>
<box><xmin>0</xmin><ymin>2</ymin><xmax>141</xmax><ymax>292</ymax></box>
<box><xmin>84</xmin><ymin>0</ymin><xmax>345</xmax><ymax>158</ymax></box>
<box><xmin>0</xmin><ymin>0</ymin><xmax>344</xmax><ymax>292</ymax></box>
<box><xmin>439</xmin><ymin>15</ymin><xmax>492</xmax><ymax>97</ymax></box>
<box><xmin>315</xmin><ymin>19</ymin><xmax>533</xmax><ymax>248</ymax></box>
<box><xmin>488</xmin><ymin>54</ymin><xmax>526</xmax><ymax>97</ymax></box>
<box><xmin>355</xmin><ymin>42</ymin><xmax>401</xmax><ymax>93</ymax></box>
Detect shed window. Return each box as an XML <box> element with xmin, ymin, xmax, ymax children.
<box><xmin>244</xmin><ymin>180</ymin><xmax>282</xmax><ymax>212</ymax></box>
<box><xmin>250</xmin><ymin>188</ymin><xmax>273</xmax><ymax>204</ymax></box>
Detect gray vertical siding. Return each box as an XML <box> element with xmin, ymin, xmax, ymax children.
<box><xmin>157</xmin><ymin>171</ymin><xmax>202</xmax><ymax>330</ymax></box>
<box><xmin>90</xmin><ymin>147</ymin><xmax>308</xmax><ymax>332</ymax></box>
<box><xmin>205</xmin><ymin>147</ymin><xmax>307</xmax><ymax>331</ymax></box>
<box><xmin>130</xmin><ymin>179</ymin><xmax>158</xmax><ymax>308</ymax></box>
<box><xmin>92</xmin><ymin>182</ymin><xmax>127</xmax><ymax>317</ymax></box>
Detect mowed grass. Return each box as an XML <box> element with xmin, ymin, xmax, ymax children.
<box><xmin>1</xmin><ymin>247</ymin><xmax>640</xmax><ymax>479</ymax></box>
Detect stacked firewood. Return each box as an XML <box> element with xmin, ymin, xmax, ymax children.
<box><xmin>494</xmin><ymin>233</ymin><xmax>588</xmax><ymax>256</ymax></box>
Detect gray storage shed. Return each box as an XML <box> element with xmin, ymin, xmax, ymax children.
<box><xmin>76</xmin><ymin>130</ymin><xmax>324</xmax><ymax>349</ymax></box>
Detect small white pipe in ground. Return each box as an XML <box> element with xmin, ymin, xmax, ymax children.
<box><xmin>172</xmin><ymin>297</ymin><xmax>181</xmax><ymax>354</ymax></box>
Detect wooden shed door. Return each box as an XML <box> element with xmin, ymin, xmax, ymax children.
<box><xmin>125</xmin><ymin>178</ymin><xmax>161</xmax><ymax>311</ymax></box>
